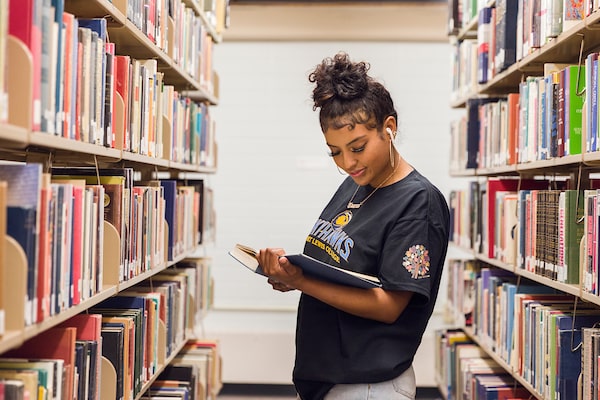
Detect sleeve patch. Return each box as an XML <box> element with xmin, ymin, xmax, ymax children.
<box><xmin>403</xmin><ymin>244</ymin><xmax>431</xmax><ymax>279</ymax></box>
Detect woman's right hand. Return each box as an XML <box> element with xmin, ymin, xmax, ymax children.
<box><xmin>257</xmin><ymin>247</ymin><xmax>304</xmax><ymax>290</ymax></box>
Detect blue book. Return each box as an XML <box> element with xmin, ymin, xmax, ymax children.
<box><xmin>160</xmin><ymin>180</ymin><xmax>177</xmax><ymax>261</ymax></box>
<box><xmin>556</xmin><ymin>313</ymin><xmax>600</xmax><ymax>400</ymax></box>
<box><xmin>7</xmin><ymin>206</ymin><xmax>38</xmax><ymax>326</ymax></box>
<box><xmin>494</xmin><ymin>0</ymin><xmax>518</xmax><ymax>73</ymax></box>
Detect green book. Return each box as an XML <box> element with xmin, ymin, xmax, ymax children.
<box><xmin>564</xmin><ymin>65</ymin><xmax>586</xmax><ymax>155</ymax></box>
<box><xmin>561</xmin><ymin>190</ymin><xmax>584</xmax><ymax>284</ymax></box>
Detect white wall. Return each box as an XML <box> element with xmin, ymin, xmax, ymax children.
<box><xmin>202</xmin><ymin>41</ymin><xmax>468</xmax><ymax>386</ymax></box>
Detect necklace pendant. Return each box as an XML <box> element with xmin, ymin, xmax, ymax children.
<box><xmin>347</xmin><ymin>202</ymin><xmax>361</xmax><ymax>209</ymax></box>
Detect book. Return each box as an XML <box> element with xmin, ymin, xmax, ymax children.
<box><xmin>229</xmin><ymin>243</ymin><xmax>382</xmax><ymax>289</ymax></box>
<box><xmin>0</xmin><ymin>163</ymin><xmax>43</xmax><ymax>326</ymax></box>
<box><xmin>494</xmin><ymin>0</ymin><xmax>518</xmax><ymax>73</ymax></box>
<box><xmin>8</xmin><ymin>0</ymin><xmax>42</xmax><ymax>131</ymax></box>
<box><xmin>115</xmin><ymin>55</ymin><xmax>131</xmax><ymax>150</ymax></box>
<box><xmin>0</xmin><ymin>181</ymin><xmax>5</xmax><ymax>335</ymax></box>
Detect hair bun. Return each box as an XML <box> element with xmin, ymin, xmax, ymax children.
<box><xmin>310</xmin><ymin>52</ymin><xmax>371</xmax><ymax>108</ymax></box>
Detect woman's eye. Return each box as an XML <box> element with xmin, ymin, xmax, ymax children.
<box><xmin>328</xmin><ymin>151</ymin><xmax>340</xmax><ymax>157</ymax></box>
<box><xmin>351</xmin><ymin>146</ymin><xmax>365</xmax><ymax>153</ymax></box>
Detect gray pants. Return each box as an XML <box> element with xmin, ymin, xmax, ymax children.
<box><xmin>324</xmin><ymin>365</ymin><xmax>416</xmax><ymax>400</ymax></box>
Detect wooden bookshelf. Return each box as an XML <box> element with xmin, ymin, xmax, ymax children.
<box><xmin>444</xmin><ymin>2</ymin><xmax>600</xmax><ymax>400</ymax></box>
<box><xmin>0</xmin><ymin>0</ymin><xmax>228</xmax><ymax>398</ymax></box>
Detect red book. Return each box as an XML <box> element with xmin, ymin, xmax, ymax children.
<box><xmin>62</xmin><ymin>12</ymin><xmax>75</xmax><ymax>139</ymax></box>
<box><xmin>36</xmin><ymin>173</ymin><xmax>52</xmax><ymax>323</ymax></box>
<box><xmin>8</xmin><ymin>0</ymin><xmax>42</xmax><ymax>131</ymax></box>
<box><xmin>115</xmin><ymin>55</ymin><xmax>131</xmax><ymax>151</ymax></box>
<box><xmin>70</xmin><ymin>182</ymin><xmax>84</xmax><ymax>305</ymax></box>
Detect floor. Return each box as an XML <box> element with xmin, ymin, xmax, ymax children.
<box><xmin>216</xmin><ymin>384</ymin><xmax>444</xmax><ymax>399</ymax></box>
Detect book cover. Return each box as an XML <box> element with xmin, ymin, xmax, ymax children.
<box><xmin>7</xmin><ymin>206</ymin><xmax>39</xmax><ymax>324</ymax></box>
<box><xmin>161</xmin><ymin>180</ymin><xmax>177</xmax><ymax>261</ymax></box>
<box><xmin>100</xmin><ymin>325</ymin><xmax>125</xmax><ymax>400</ymax></box>
<box><xmin>561</xmin><ymin>190</ymin><xmax>584</xmax><ymax>284</ymax></box>
<box><xmin>506</xmin><ymin>93</ymin><xmax>519</xmax><ymax>165</ymax></box>
<box><xmin>104</xmin><ymin>42</ymin><xmax>115</xmax><ymax>148</ymax></box>
<box><xmin>40</xmin><ymin>1</ymin><xmax>54</xmax><ymax>134</ymax></box>
<box><xmin>0</xmin><ymin>163</ymin><xmax>42</xmax><ymax>325</ymax></box>
<box><xmin>229</xmin><ymin>244</ymin><xmax>381</xmax><ymax>289</ymax></box>
<box><xmin>477</xmin><ymin>7</ymin><xmax>493</xmax><ymax>84</ymax></box>
<box><xmin>115</xmin><ymin>55</ymin><xmax>131</xmax><ymax>149</ymax></box>
<box><xmin>0</xmin><ymin>181</ymin><xmax>5</xmax><ymax>335</ymax></box>
<box><xmin>564</xmin><ymin>64</ymin><xmax>586</xmax><ymax>156</ymax></box>
<box><xmin>494</xmin><ymin>0</ymin><xmax>518</xmax><ymax>73</ymax></box>
<box><xmin>36</xmin><ymin>173</ymin><xmax>52</xmax><ymax>322</ymax></box>
<box><xmin>61</xmin><ymin>12</ymin><xmax>76</xmax><ymax>139</ymax></box>
<box><xmin>8</xmin><ymin>0</ymin><xmax>42</xmax><ymax>131</ymax></box>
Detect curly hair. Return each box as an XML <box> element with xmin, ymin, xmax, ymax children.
<box><xmin>308</xmin><ymin>52</ymin><xmax>397</xmax><ymax>133</ymax></box>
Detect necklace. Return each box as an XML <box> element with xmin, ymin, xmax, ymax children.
<box><xmin>346</xmin><ymin>163</ymin><xmax>400</xmax><ymax>209</ymax></box>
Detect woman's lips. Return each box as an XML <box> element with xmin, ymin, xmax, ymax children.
<box><xmin>349</xmin><ymin>169</ymin><xmax>365</xmax><ymax>178</ymax></box>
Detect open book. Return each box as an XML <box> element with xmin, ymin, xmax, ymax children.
<box><xmin>228</xmin><ymin>244</ymin><xmax>382</xmax><ymax>289</ymax></box>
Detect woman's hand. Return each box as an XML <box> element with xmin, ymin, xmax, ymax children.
<box><xmin>257</xmin><ymin>247</ymin><xmax>304</xmax><ymax>291</ymax></box>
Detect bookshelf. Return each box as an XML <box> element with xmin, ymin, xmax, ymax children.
<box><xmin>0</xmin><ymin>0</ymin><xmax>228</xmax><ymax>399</ymax></box>
<box><xmin>443</xmin><ymin>1</ymin><xmax>600</xmax><ymax>400</ymax></box>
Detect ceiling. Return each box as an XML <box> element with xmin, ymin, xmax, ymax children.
<box><xmin>222</xmin><ymin>1</ymin><xmax>449</xmax><ymax>42</ymax></box>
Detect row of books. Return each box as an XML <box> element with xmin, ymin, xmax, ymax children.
<box><xmin>450</xmin><ymin>61</ymin><xmax>590</xmax><ymax>171</ymax></box>
<box><xmin>0</xmin><ymin>163</ymin><xmax>213</xmax><ymax>330</ymax></box>
<box><xmin>0</xmin><ymin>256</ymin><xmax>216</xmax><ymax>400</ymax></box>
<box><xmin>450</xmin><ymin>0</ymin><xmax>589</xmax><ymax>98</ymax></box>
<box><xmin>443</xmin><ymin>261</ymin><xmax>600</xmax><ymax>400</ymax></box>
<box><xmin>1</xmin><ymin>0</ymin><xmax>218</xmax><ymax>168</ymax></box>
<box><xmin>123</xmin><ymin>0</ymin><xmax>215</xmax><ymax>84</ymax></box>
<box><xmin>449</xmin><ymin>178</ymin><xmax>586</xmax><ymax>284</ymax></box>
<box><xmin>151</xmin><ymin>339</ymin><xmax>222</xmax><ymax>400</ymax></box>
<box><xmin>435</xmin><ymin>329</ymin><xmax>530</xmax><ymax>400</ymax></box>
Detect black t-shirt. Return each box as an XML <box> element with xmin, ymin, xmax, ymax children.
<box><xmin>293</xmin><ymin>170</ymin><xmax>450</xmax><ymax>400</ymax></box>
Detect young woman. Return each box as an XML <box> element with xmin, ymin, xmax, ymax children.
<box><xmin>256</xmin><ymin>52</ymin><xmax>450</xmax><ymax>400</ymax></box>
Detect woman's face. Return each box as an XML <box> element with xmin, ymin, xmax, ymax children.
<box><xmin>324</xmin><ymin>123</ymin><xmax>393</xmax><ymax>187</ymax></box>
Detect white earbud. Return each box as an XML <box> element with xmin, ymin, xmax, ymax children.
<box><xmin>386</xmin><ymin>127</ymin><xmax>394</xmax><ymax>137</ymax></box>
